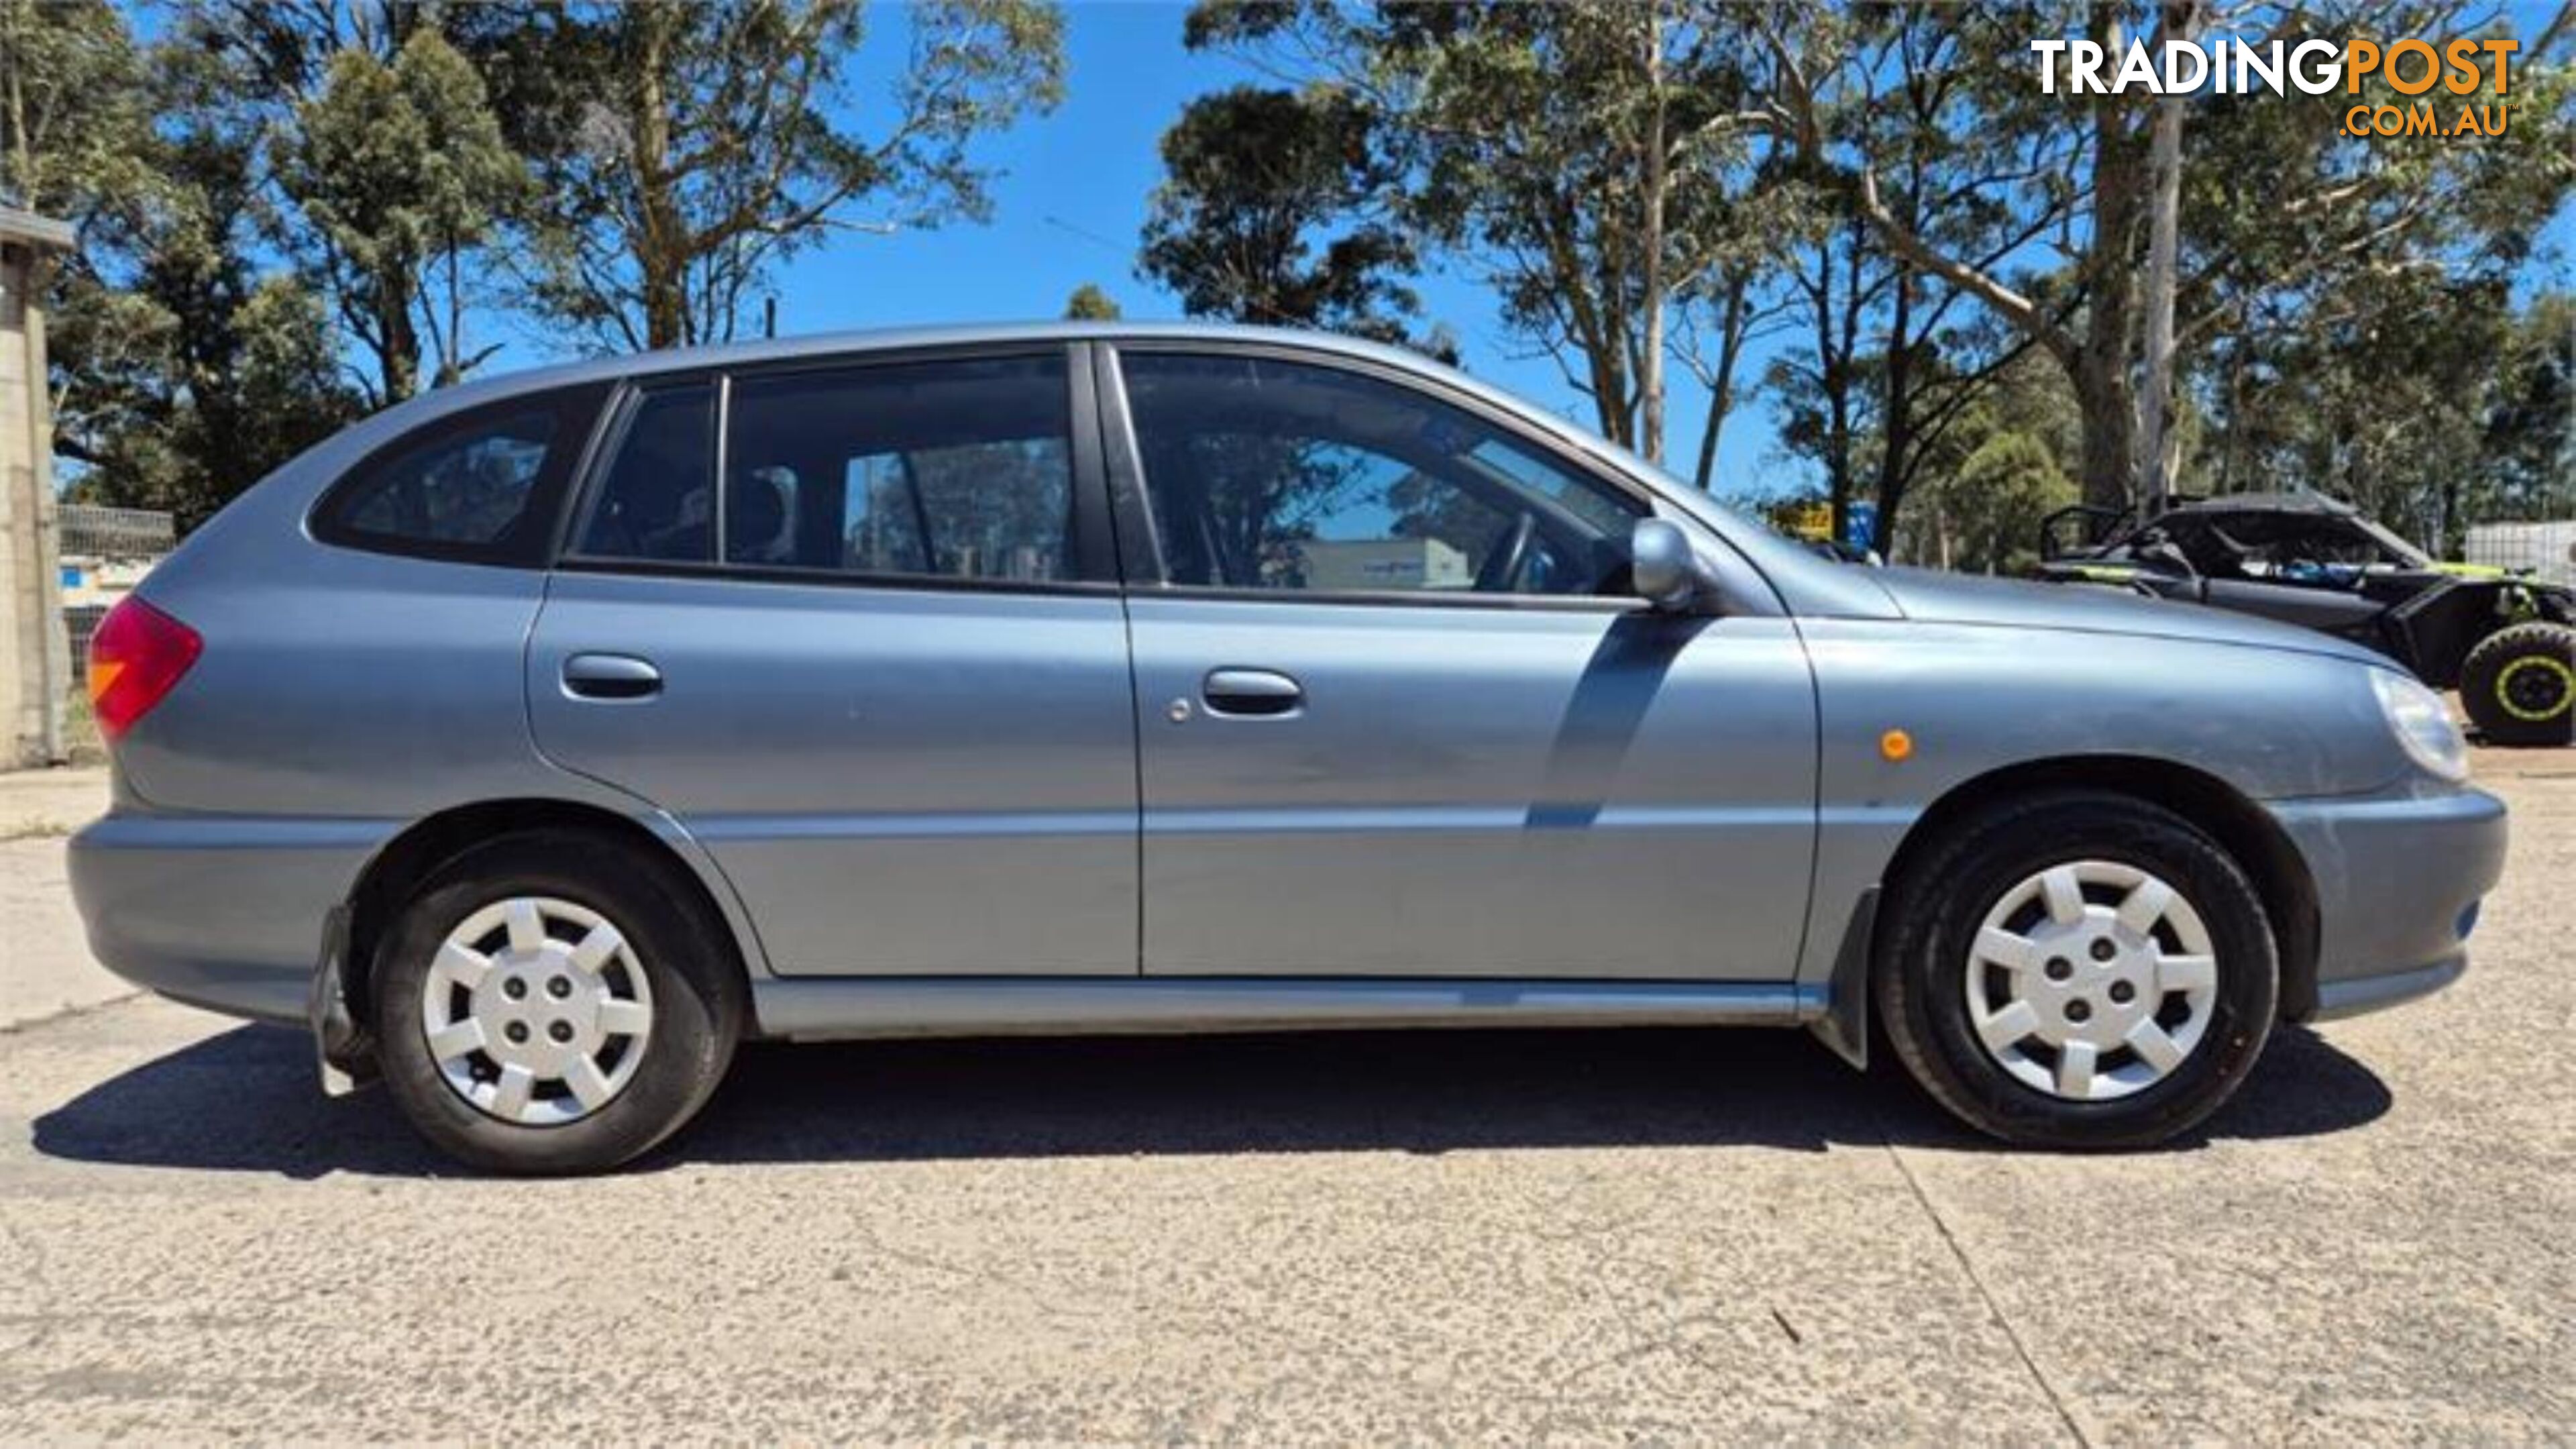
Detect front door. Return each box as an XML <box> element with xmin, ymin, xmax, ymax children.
<box><xmin>529</xmin><ymin>347</ymin><xmax>1139</xmax><ymax>977</ymax></box>
<box><xmin>1107</xmin><ymin>349</ymin><xmax>1819</xmax><ymax>981</ymax></box>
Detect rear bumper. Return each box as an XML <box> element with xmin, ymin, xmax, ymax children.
<box><xmin>67</xmin><ymin>812</ymin><xmax>390</xmax><ymax>1026</ymax></box>
<box><xmin>2269</xmin><ymin>785</ymin><xmax>2507</xmax><ymax>1022</ymax></box>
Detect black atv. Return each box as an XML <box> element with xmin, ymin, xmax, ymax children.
<box><xmin>2033</xmin><ymin>491</ymin><xmax>2575</xmax><ymax>747</ymax></box>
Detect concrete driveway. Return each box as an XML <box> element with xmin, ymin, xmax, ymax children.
<box><xmin>1</xmin><ymin>756</ymin><xmax>2569</xmax><ymax>1441</ymax></box>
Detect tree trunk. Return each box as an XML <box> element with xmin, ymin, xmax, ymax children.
<box><xmin>1586</xmin><ymin>345</ymin><xmax>1633</xmax><ymax>449</ymax></box>
<box><xmin>631</xmin><ymin>3</ymin><xmax>687</xmax><ymax>350</ymax></box>
<box><xmin>4</xmin><ymin>48</ymin><xmax>30</xmax><ymax>203</ymax></box>
<box><xmin>436</xmin><ymin>241</ymin><xmax>463</xmax><ymax>386</ymax></box>
<box><xmin>379</xmin><ymin>280</ymin><xmax>419</xmax><ymax>402</ymax></box>
<box><xmin>1827</xmin><ymin>216</ymin><xmax>1866</xmax><ymax>538</ymax></box>
<box><xmin>2137</xmin><ymin>0</ymin><xmax>2197</xmax><ymax>514</ymax></box>
<box><xmin>1873</xmin><ymin>263</ymin><xmax>1915</xmax><ymax>556</ymax></box>
<box><xmin>1691</xmin><ymin>268</ymin><xmax>1750</xmax><ymax>491</ymax></box>
<box><xmin>1637</xmin><ymin>9</ymin><xmax>1668</xmax><ymax>466</ymax></box>
<box><xmin>2074</xmin><ymin>333</ymin><xmax>2137</xmax><ymax>513</ymax></box>
<box><xmin>2078</xmin><ymin>9</ymin><xmax>2147</xmax><ymax>511</ymax></box>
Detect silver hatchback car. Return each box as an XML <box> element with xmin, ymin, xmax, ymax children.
<box><xmin>71</xmin><ymin>324</ymin><xmax>2507</xmax><ymax>1173</ymax></box>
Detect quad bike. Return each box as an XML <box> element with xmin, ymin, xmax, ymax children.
<box><xmin>2033</xmin><ymin>491</ymin><xmax>2575</xmax><ymax>747</ymax></box>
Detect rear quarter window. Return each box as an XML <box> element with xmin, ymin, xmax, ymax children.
<box><xmin>312</xmin><ymin>384</ymin><xmax>610</xmax><ymax>566</ymax></box>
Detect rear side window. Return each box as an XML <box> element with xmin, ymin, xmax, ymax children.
<box><xmin>313</xmin><ymin>384</ymin><xmax>608</xmax><ymax>566</ymax></box>
<box><xmin>721</xmin><ymin>355</ymin><xmax>1073</xmax><ymax>584</ymax></box>
<box><xmin>572</xmin><ymin>385</ymin><xmax>717</xmax><ymax>564</ymax></box>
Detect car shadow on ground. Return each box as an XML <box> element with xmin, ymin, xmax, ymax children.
<box><xmin>31</xmin><ymin>1020</ymin><xmax>2392</xmax><ymax>1181</ymax></box>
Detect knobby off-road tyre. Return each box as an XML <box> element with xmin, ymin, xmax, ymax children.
<box><xmin>1876</xmin><ymin>790</ymin><xmax>2279</xmax><ymax>1149</ymax></box>
<box><xmin>371</xmin><ymin>829</ymin><xmax>746</xmax><ymax>1175</ymax></box>
<box><xmin>2460</xmin><ymin>621</ymin><xmax>2576</xmax><ymax>747</ymax></box>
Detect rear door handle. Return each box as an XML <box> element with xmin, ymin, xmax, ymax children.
<box><xmin>562</xmin><ymin>653</ymin><xmax>662</xmax><ymax>701</ymax></box>
<box><xmin>1202</xmin><ymin>667</ymin><xmax>1303</xmax><ymax>718</ymax></box>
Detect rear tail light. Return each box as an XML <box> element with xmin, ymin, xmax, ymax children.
<box><xmin>87</xmin><ymin>596</ymin><xmax>201</xmax><ymax>741</ymax></box>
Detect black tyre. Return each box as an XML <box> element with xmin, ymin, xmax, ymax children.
<box><xmin>1876</xmin><ymin>791</ymin><xmax>2279</xmax><ymax>1149</ymax></box>
<box><xmin>370</xmin><ymin>829</ymin><xmax>746</xmax><ymax>1175</ymax></box>
<box><xmin>2459</xmin><ymin>621</ymin><xmax>2575</xmax><ymax>747</ymax></box>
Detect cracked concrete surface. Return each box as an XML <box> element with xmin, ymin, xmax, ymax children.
<box><xmin>1</xmin><ymin>767</ymin><xmax>130</xmax><ymax>1031</ymax></box>
<box><xmin>0</xmin><ymin>755</ymin><xmax>2568</xmax><ymax>1440</ymax></box>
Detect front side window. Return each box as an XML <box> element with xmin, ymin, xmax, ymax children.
<box><xmin>315</xmin><ymin>385</ymin><xmax>605</xmax><ymax>564</ymax></box>
<box><xmin>721</xmin><ymin>354</ymin><xmax>1074</xmax><ymax>583</ymax></box>
<box><xmin>1118</xmin><ymin>354</ymin><xmax>1640</xmax><ymax>596</ymax></box>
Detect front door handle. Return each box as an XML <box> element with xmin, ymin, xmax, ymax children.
<box><xmin>1202</xmin><ymin>667</ymin><xmax>1303</xmax><ymax>718</ymax></box>
<box><xmin>562</xmin><ymin>653</ymin><xmax>663</xmax><ymax>701</ymax></box>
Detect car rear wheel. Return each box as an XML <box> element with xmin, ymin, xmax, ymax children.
<box><xmin>1876</xmin><ymin>791</ymin><xmax>2279</xmax><ymax>1148</ymax></box>
<box><xmin>2459</xmin><ymin>621</ymin><xmax>2575</xmax><ymax>747</ymax></box>
<box><xmin>371</xmin><ymin>829</ymin><xmax>745</xmax><ymax>1175</ymax></box>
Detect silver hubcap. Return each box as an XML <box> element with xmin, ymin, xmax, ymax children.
<box><xmin>1963</xmin><ymin>861</ymin><xmax>2218</xmax><ymax>1102</ymax></box>
<box><xmin>419</xmin><ymin>896</ymin><xmax>653</xmax><ymax>1126</ymax></box>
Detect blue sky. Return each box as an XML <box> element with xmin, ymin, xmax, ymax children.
<box><xmin>478</xmin><ymin>3</ymin><xmax>1805</xmax><ymax>494</ymax></box>
<box><xmin>470</xmin><ymin>1</ymin><xmax>2572</xmax><ymax>501</ymax></box>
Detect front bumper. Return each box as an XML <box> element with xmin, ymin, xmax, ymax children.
<box><xmin>2268</xmin><ymin>784</ymin><xmax>2507</xmax><ymax>1022</ymax></box>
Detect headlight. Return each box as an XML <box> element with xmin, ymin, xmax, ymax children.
<box><xmin>2372</xmin><ymin>669</ymin><xmax>2469</xmax><ymax>782</ymax></box>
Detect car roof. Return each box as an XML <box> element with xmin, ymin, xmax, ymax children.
<box><xmin>2163</xmin><ymin>490</ymin><xmax>2360</xmax><ymax>519</ymax></box>
<box><xmin>425</xmin><ymin>321</ymin><xmax>1434</xmax><ymax>402</ymax></box>
<box><xmin>2152</xmin><ymin>490</ymin><xmax>2432</xmax><ymax>566</ymax></box>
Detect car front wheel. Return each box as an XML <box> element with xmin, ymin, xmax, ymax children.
<box><xmin>1876</xmin><ymin>791</ymin><xmax>2280</xmax><ymax>1148</ymax></box>
<box><xmin>370</xmin><ymin>829</ymin><xmax>745</xmax><ymax>1175</ymax></box>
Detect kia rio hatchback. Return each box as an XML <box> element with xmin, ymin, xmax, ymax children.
<box><xmin>71</xmin><ymin>324</ymin><xmax>2508</xmax><ymax>1174</ymax></box>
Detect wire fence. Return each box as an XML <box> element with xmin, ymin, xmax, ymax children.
<box><xmin>58</xmin><ymin>504</ymin><xmax>175</xmax><ymax>560</ymax></box>
<box><xmin>62</xmin><ymin>604</ymin><xmax>109</xmax><ymax>665</ymax></box>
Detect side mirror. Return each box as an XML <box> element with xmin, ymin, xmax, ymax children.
<box><xmin>1629</xmin><ymin>517</ymin><xmax>1709</xmax><ymax>612</ymax></box>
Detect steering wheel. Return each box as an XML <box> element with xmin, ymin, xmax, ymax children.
<box><xmin>1476</xmin><ymin>510</ymin><xmax>1539</xmax><ymax>594</ymax></box>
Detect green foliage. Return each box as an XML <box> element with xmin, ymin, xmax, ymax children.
<box><xmin>2162</xmin><ymin>6</ymin><xmax>2572</xmax><ymax>545</ymax></box>
<box><xmin>1894</xmin><ymin>354</ymin><xmax>2082</xmax><ymax>574</ymax></box>
<box><xmin>2474</xmin><ymin>293</ymin><xmax>2576</xmax><ymax>529</ymax></box>
<box><xmin>1062</xmin><ymin>282</ymin><xmax>1121</xmax><ymax>320</ymax></box>
<box><xmin>1140</xmin><ymin>85</ymin><xmax>1426</xmax><ymax>347</ymax></box>
<box><xmin>274</xmin><ymin>29</ymin><xmax>527</xmax><ymax>402</ymax></box>
<box><xmin>19</xmin><ymin>11</ymin><xmax>359</xmax><ymax>528</ymax></box>
<box><xmin>2190</xmin><ymin>271</ymin><xmax>2570</xmax><ymax>552</ymax></box>
<box><xmin>1172</xmin><ymin>2</ymin><xmax>1782</xmax><ymax>455</ymax></box>
<box><xmin>0</xmin><ymin>0</ymin><xmax>155</xmax><ymax>213</ymax></box>
<box><xmin>11</xmin><ymin>0</ymin><xmax>2571</xmax><ymax>564</ymax></box>
<box><xmin>18</xmin><ymin>0</ymin><xmax>1073</xmax><ymax>532</ymax></box>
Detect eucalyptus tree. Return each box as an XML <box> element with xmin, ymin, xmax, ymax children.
<box><xmin>1756</xmin><ymin>5</ymin><xmax>2049</xmax><ymax>544</ymax></box>
<box><xmin>1761</xmin><ymin>0</ymin><xmax>2575</xmax><ymax>511</ymax></box>
<box><xmin>3</xmin><ymin>0</ymin><xmax>356</xmax><ymax>526</ymax></box>
<box><xmin>1181</xmin><ymin>0</ymin><xmax>1784</xmax><ymax>464</ymax></box>
<box><xmin>1063</xmin><ymin>282</ymin><xmax>1122</xmax><ymax>320</ymax></box>
<box><xmin>275</xmin><ymin>30</ymin><xmax>527</xmax><ymax>403</ymax></box>
<box><xmin>455</xmin><ymin>0</ymin><xmax>1067</xmax><ymax>352</ymax></box>
<box><xmin>1140</xmin><ymin>84</ymin><xmax>1430</xmax><ymax>349</ymax></box>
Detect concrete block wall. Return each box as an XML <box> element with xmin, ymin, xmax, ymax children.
<box><xmin>0</xmin><ymin>239</ymin><xmax>71</xmax><ymax>768</ymax></box>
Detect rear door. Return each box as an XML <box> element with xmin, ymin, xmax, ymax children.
<box><xmin>527</xmin><ymin>345</ymin><xmax>1139</xmax><ymax>977</ymax></box>
<box><xmin>1102</xmin><ymin>346</ymin><xmax>1819</xmax><ymax>981</ymax></box>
